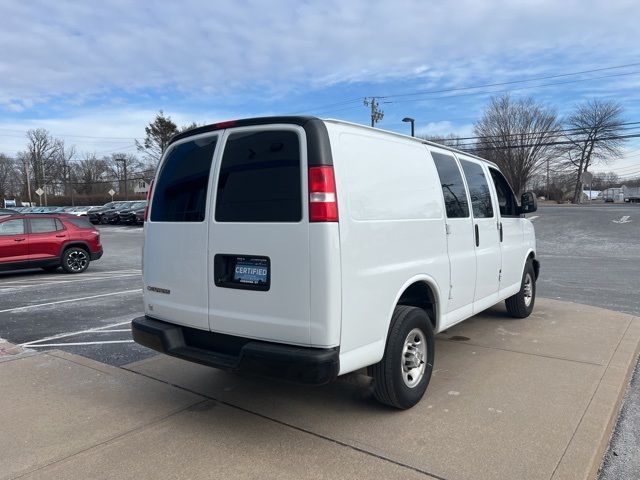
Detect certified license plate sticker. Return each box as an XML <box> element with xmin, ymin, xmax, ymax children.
<box><xmin>233</xmin><ymin>258</ymin><xmax>269</xmax><ymax>285</ymax></box>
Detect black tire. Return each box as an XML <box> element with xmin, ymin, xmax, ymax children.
<box><xmin>61</xmin><ymin>247</ymin><xmax>90</xmax><ymax>274</ymax></box>
<box><xmin>368</xmin><ymin>306</ymin><xmax>435</xmax><ymax>409</ymax></box>
<box><xmin>505</xmin><ymin>260</ymin><xmax>536</xmax><ymax>318</ymax></box>
<box><xmin>41</xmin><ymin>265</ymin><xmax>59</xmax><ymax>272</ymax></box>
<box><xmin>99</xmin><ymin>215</ymin><xmax>109</xmax><ymax>224</ymax></box>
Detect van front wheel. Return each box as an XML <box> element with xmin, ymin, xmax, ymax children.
<box><xmin>368</xmin><ymin>306</ymin><xmax>434</xmax><ymax>409</ymax></box>
<box><xmin>505</xmin><ymin>260</ymin><xmax>536</xmax><ymax>318</ymax></box>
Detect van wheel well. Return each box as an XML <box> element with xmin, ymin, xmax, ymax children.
<box><xmin>397</xmin><ymin>282</ymin><xmax>437</xmax><ymax>329</ymax></box>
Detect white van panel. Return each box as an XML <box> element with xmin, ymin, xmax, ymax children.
<box><xmin>309</xmin><ymin>223</ymin><xmax>341</xmax><ymax>347</ymax></box>
<box><xmin>143</xmin><ymin>222</ymin><xmax>210</xmax><ymax>330</ymax></box>
<box><xmin>327</xmin><ymin>124</ymin><xmax>449</xmax><ymax>365</ymax></box>
<box><xmin>341</xmin><ymin>133</ymin><xmax>442</xmax><ymax>221</ymax></box>
<box><xmin>143</xmin><ymin>132</ymin><xmax>220</xmax><ymax>331</ymax></box>
<box><xmin>207</xmin><ymin>125</ymin><xmax>312</xmax><ymax>346</ymax></box>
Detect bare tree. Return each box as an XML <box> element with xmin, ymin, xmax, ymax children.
<box><xmin>474</xmin><ymin>95</ymin><xmax>561</xmax><ymax>195</ymax></box>
<box><xmin>105</xmin><ymin>153</ymin><xmax>143</xmax><ymax>196</ymax></box>
<box><xmin>58</xmin><ymin>142</ymin><xmax>76</xmax><ymax>201</ymax></box>
<box><xmin>22</xmin><ymin>129</ymin><xmax>64</xmax><ymax>205</ymax></box>
<box><xmin>75</xmin><ymin>153</ymin><xmax>110</xmax><ymax>195</ymax></box>
<box><xmin>560</xmin><ymin>100</ymin><xmax>626</xmax><ymax>203</ymax></box>
<box><xmin>0</xmin><ymin>154</ymin><xmax>20</xmax><ymax>205</ymax></box>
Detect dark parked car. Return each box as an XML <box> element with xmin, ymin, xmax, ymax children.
<box><xmin>100</xmin><ymin>201</ymin><xmax>139</xmax><ymax>224</ymax></box>
<box><xmin>118</xmin><ymin>201</ymin><xmax>147</xmax><ymax>225</ymax></box>
<box><xmin>0</xmin><ymin>208</ymin><xmax>18</xmax><ymax>215</ymax></box>
<box><xmin>89</xmin><ymin>201</ymin><xmax>127</xmax><ymax>224</ymax></box>
<box><xmin>0</xmin><ymin>214</ymin><xmax>103</xmax><ymax>273</ymax></box>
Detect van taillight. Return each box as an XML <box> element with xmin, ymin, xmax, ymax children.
<box><xmin>144</xmin><ymin>178</ymin><xmax>154</xmax><ymax>221</ymax></box>
<box><xmin>308</xmin><ymin>166</ymin><xmax>338</xmax><ymax>222</ymax></box>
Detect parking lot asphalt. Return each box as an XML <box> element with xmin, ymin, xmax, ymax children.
<box><xmin>532</xmin><ymin>203</ymin><xmax>640</xmax><ymax>480</ymax></box>
<box><xmin>0</xmin><ymin>225</ymin><xmax>151</xmax><ymax>366</ymax></box>
<box><xmin>0</xmin><ymin>204</ymin><xmax>639</xmax><ymax>479</ymax></box>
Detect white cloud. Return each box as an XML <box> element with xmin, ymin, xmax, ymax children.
<box><xmin>0</xmin><ymin>107</ymin><xmax>236</xmax><ymax>156</ymax></box>
<box><xmin>0</xmin><ymin>0</ymin><xmax>638</xmax><ymax>109</ymax></box>
<box><xmin>415</xmin><ymin>121</ymin><xmax>474</xmax><ymax>138</ymax></box>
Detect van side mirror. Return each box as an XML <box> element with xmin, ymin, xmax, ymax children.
<box><xmin>519</xmin><ymin>191</ymin><xmax>537</xmax><ymax>214</ymax></box>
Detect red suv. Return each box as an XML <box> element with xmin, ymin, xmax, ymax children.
<box><xmin>0</xmin><ymin>214</ymin><xmax>103</xmax><ymax>273</ymax></box>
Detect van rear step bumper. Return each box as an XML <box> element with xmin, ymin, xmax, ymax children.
<box><xmin>131</xmin><ymin>316</ymin><xmax>339</xmax><ymax>385</ymax></box>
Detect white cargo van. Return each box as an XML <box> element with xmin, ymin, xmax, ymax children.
<box><xmin>132</xmin><ymin>116</ymin><xmax>539</xmax><ymax>409</ymax></box>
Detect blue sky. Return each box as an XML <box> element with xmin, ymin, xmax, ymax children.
<box><xmin>1</xmin><ymin>0</ymin><xmax>639</xmax><ymax>176</ymax></box>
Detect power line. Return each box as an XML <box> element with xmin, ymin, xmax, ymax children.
<box><xmin>294</xmin><ymin>61</ymin><xmax>640</xmax><ymax>115</ymax></box>
<box><xmin>386</xmin><ymin>70</ymin><xmax>640</xmax><ymax>104</ymax></box>
<box><xmin>375</xmin><ymin>62</ymin><xmax>640</xmax><ymax>99</ymax></box>
<box><xmin>452</xmin><ymin>133</ymin><xmax>640</xmax><ymax>152</ymax></box>
<box><xmin>427</xmin><ymin>122</ymin><xmax>640</xmax><ymax>143</ymax></box>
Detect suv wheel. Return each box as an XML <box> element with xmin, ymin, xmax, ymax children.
<box><xmin>505</xmin><ymin>260</ymin><xmax>536</xmax><ymax>318</ymax></box>
<box><xmin>62</xmin><ymin>247</ymin><xmax>90</xmax><ymax>274</ymax></box>
<box><xmin>100</xmin><ymin>215</ymin><xmax>109</xmax><ymax>224</ymax></box>
<box><xmin>368</xmin><ymin>305</ymin><xmax>435</xmax><ymax>409</ymax></box>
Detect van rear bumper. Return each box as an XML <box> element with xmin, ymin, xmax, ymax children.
<box><xmin>131</xmin><ymin>316</ymin><xmax>339</xmax><ymax>385</ymax></box>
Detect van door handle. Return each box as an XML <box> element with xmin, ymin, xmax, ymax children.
<box><xmin>498</xmin><ymin>222</ymin><xmax>503</xmax><ymax>242</ymax></box>
<box><xmin>55</xmin><ymin>234</ymin><xmax>66</xmax><ymax>238</ymax></box>
<box><xmin>14</xmin><ymin>238</ymin><xmax>26</xmax><ymax>242</ymax></box>
<box><xmin>475</xmin><ymin>224</ymin><xmax>479</xmax><ymax>247</ymax></box>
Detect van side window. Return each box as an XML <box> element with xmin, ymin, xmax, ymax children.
<box><xmin>460</xmin><ymin>160</ymin><xmax>494</xmax><ymax>218</ymax></box>
<box><xmin>215</xmin><ymin>130</ymin><xmax>302</xmax><ymax>222</ymax></box>
<box><xmin>489</xmin><ymin>168</ymin><xmax>518</xmax><ymax>216</ymax></box>
<box><xmin>431</xmin><ymin>152</ymin><xmax>469</xmax><ymax>218</ymax></box>
<box><xmin>151</xmin><ymin>136</ymin><xmax>217</xmax><ymax>222</ymax></box>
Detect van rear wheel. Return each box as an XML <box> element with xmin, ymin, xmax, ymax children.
<box><xmin>505</xmin><ymin>260</ymin><xmax>536</xmax><ymax>318</ymax></box>
<box><xmin>368</xmin><ymin>306</ymin><xmax>434</xmax><ymax>409</ymax></box>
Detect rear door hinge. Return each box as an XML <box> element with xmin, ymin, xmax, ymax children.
<box><xmin>445</xmin><ymin>223</ymin><xmax>451</xmax><ymax>235</ymax></box>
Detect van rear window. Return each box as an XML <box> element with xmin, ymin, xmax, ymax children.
<box><xmin>215</xmin><ymin>130</ymin><xmax>302</xmax><ymax>222</ymax></box>
<box><xmin>151</xmin><ymin>136</ymin><xmax>217</xmax><ymax>222</ymax></box>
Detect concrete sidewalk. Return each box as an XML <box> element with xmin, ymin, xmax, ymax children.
<box><xmin>1</xmin><ymin>298</ymin><xmax>639</xmax><ymax>480</ymax></box>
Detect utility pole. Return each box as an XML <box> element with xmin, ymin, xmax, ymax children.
<box><xmin>24</xmin><ymin>159</ymin><xmax>32</xmax><ymax>205</ymax></box>
<box><xmin>546</xmin><ymin>158</ymin><xmax>550</xmax><ymax>200</ymax></box>
<box><xmin>41</xmin><ymin>159</ymin><xmax>47</xmax><ymax>206</ymax></box>
<box><xmin>115</xmin><ymin>156</ymin><xmax>129</xmax><ymax>200</ymax></box>
<box><xmin>364</xmin><ymin>97</ymin><xmax>384</xmax><ymax>127</ymax></box>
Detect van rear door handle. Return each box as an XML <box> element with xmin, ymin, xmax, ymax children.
<box><xmin>475</xmin><ymin>224</ymin><xmax>479</xmax><ymax>247</ymax></box>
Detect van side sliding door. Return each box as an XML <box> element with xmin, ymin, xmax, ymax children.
<box><xmin>429</xmin><ymin>148</ymin><xmax>476</xmax><ymax>327</ymax></box>
<box><xmin>458</xmin><ymin>158</ymin><xmax>501</xmax><ymax>312</ymax></box>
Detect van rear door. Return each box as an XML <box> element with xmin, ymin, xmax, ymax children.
<box><xmin>143</xmin><ymin>133</ymin><xmax>219</xmax><ymax>331</ymax></box>
<box><xmin>208</xmin><ymin>126</ymin><xmax>311</xmax><ymax>345</ymax></box>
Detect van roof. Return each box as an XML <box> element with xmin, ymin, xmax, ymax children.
<box><xmin>169</xmin><ymin>115</ymin><xmax>498</xmax><ymax>168</ymax></box>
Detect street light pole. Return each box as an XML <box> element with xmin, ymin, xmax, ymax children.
<box><xmin>115</xmin><ymin>157</ymin><xmax>128</xmax><ymax>200</ymax></box>
<box><xmin>402</xmin><ymin>117</ymin><xmax>415</xmax><ymax>137</ymax></box>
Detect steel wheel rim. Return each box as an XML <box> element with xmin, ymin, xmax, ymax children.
<box><xmin>67</xmin><ymin>250</ymin><xmax>87</xmax><ymax>272</ymax></box>
<box><xmin>401</xmin><ymin>328</ymin><xmax>427</xmax><ymax>388</ymax></box>
<box><xmin>523</xmin><ymin>273</ymin><xmax>533</xmax><ymax>307</ymax></box>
